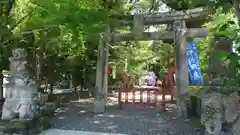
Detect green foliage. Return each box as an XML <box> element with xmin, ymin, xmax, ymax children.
<box><xmin>162</xmin><ymin>0</ymin><xmax>233</xmax><ymax>12</ymax></box>
<box><xmin>6</xmin><ymin>0</ymin><xmax>114</xmax><ymax>85</ymax></box>
<box><xmin>1</xmin><ymin>0</ymin><xmax>240</xmax><ymax>89</ymax></box>
<box><xmin>201</xmin><ymin>7</ymin><xmax>240</xmax><ymax>88</ymax></box>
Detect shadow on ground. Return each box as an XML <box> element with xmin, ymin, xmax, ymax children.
<box><xmin>50</xmin><ymin>98</ymin><xmax>199</xmax><ymax>135</ymax></box>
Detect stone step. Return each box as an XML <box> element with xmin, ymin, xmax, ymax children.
<box><xmin>39</xmin><ymin>129</ymin><xmax>128</xmax><ymax>135</ymax></box>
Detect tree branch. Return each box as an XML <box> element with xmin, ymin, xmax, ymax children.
<box><xmin>0</xmin><ymin>4</ymin><xmax>3</xmax><ymax>16</ymax></box>
<box><xmin>148</xmin><ymin>0</ymin><xmax>156</xmax><ymax>14</ymax></box>
<box><xmin>126</xmin><ymin>0</ymin><xmax>137</xmax><ymax>14</ymax></box>
<box><xmin>10</xmin><ymin>13</ymin><xmax>30</xmax><ymax>31</ymax></box>
<box><xmin>20</xmin><ymin>26</ymin><xmax>58</xmax><ymax>35</ymax></box>
<box><xmin>4</xmin><ymin>0</ymin><xmax>15</xmax><ymax>17</ymax></box>
<box><xmin>234</xmin><ymin>0</ymin><xmax>240</xmax><ymax>25</ymax></box>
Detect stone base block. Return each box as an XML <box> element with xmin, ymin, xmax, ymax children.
<box><xmin>93</xmin><ymin>99</ymin><xmax>106</xmax><ymax>113</ymax></box>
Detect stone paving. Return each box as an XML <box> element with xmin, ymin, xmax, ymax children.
<box><xmin>39</xmin><ymin>129</ymin><xmax>128</xmax><ymax>135</ymax></box>
<box><xmin>39</xmin><ymin>97</ymin><xmax>200</xmax><ymax>135</ymax></box>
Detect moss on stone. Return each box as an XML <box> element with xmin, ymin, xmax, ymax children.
<box><xmin>3</xmin><ymin>119</ymin><xmax>32</xmax><ymax>133</ymax></box>
<box><xmin>0</xmin><ymin>102</ymin><xmax>57</xmax><ymax>134</ymax></box>
<box><xmin>189</xmin><ymin>86</ymin><xmax>204</xmax><ymax>98</ymax></box>
<box><xmin>40</xmin><ymin>102</ymin><xmax>56</xmax><ymax>117</ymax></box>
<box><xmin>7</xmin><ymin>119</ymin><xmax>30</xmax><ymax>128</ymax></box>
<box><xmin>0</xmin><ymin>120</ymin><xmax>7</xmax><ymax>132</ymax></box>
<box><xmin>190</xmin><ymin>117</ymin><xmax>202</xmax><ymax>128</ymax></box>
<box><xmin>39</xmin><ymin>116</ymin><xmax>51</xmax><ymax>130</ymax></box>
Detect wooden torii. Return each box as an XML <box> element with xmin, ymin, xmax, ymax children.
<box><xmin>94</xmin><ymin>7</ymin><xmax>208</xmax><ymax>117</ymax></box>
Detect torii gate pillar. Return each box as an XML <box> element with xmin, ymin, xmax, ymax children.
<box><xmin>93</xmin><ymin>28</ymin><xmax>110</xmax><ymax>113</ymax></box>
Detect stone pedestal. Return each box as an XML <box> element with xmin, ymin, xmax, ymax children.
<box><xmin>93</xmin><ymin>99</ymin><xmax>106</xmax><ymax>113</ymax></box>
<box><xmin>93</xmin><ymin>87</ymin><xmax>106</xmax><ymax>113</ymax></box>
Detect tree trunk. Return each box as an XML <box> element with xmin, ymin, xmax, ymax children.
<box><xmin>49</xmin><ymin>84</ymin><xmax>54</xmax><ymax>95</ymax></box>
<box><xmin>0</xmin><ymin>71</ymin><xmax>3</xmax><ymax>106</ymax></box>
<box><xmin>234</xmin><ymin>0</ymin><xmax>240</xmax><ymax>24</ymax></box>
<box><xmin>47</xmin><ymin>83</ymin><xmax>55</xmax><ymax>102</ymax></box>
<box><xmin>36</xmin><ymin>47</ymin><xmax>44</xmax><ymax>93</ymax></box>
<box><xmin>44</xmin><ymin>80</ymin><xmax>48</xmax><ymax>92</ymax></box>
<box><xmin>73</xmin><ymin>85</ymin><xmax>78</xmax><ymax>98</ymax></box>
<box><xmin>71</xmin><ymin>73</ymin><xmax>78</xmax><ymax>99</ymax></box>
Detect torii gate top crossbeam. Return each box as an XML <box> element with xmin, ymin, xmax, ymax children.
<box><xmin>112</xmin><ymin>28</ymin><xmax>208</xmax><ymax>42</ymax></box>
<box><xmin>116</xmin><ymin>7</ymin><xmax>208</xmax><ymax>25</ymax></box>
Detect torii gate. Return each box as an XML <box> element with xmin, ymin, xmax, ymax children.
<box><xmin>94</xmin><ymin>7</ymin><xmax>208</xmax><ymax>117</ymax></box>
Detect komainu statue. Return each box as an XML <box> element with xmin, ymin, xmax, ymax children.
<box><xmin>1</xmin><ymin>48</ymin><xmax>39</xmax><ymax>120</ymax></box>
<box><xmin>201</xmin><ymin>92</ymin><xmax>240</xmax><ymax>135</ymax></box>
<box><xmin>201</xmin><ymin>36</ymin><xmax>240</xmax><ymax>135</ymax></box>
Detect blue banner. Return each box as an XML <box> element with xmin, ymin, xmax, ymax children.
<box><xmin>186</xmin><ymin>41</ymin><xmax>203</xmax><ymax>83</ymax></box>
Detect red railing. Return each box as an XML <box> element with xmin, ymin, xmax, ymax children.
<box><xmin>117</xmin><ymin>85</ymin><xmax>176</xmax><ymax>112</ymax></box>
<box><xmin>121</xmin><ymin>86</ymin><xmax>159</xmax><ymax>106</ymax></box>
<box><xmin>108</xmin><ymin>70</ymin><xmax>176</xmax><ymax>112</ymax></box>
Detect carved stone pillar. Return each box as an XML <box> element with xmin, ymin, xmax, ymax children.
<box><xmin>1</xmin><ymin>48</ymin><xmax>39</xmax><ymax>120</ymax></box>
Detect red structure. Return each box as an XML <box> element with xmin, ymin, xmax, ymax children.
<box><xmin>118</xmin><ymin>63</ymin><xmax>176</xmax><ymax>111</ymax></box>
<box><xmin>106</xmin><ymin>64</ymin><xmax>111</xmax><ymax>96</ymax></box>
<box><xmin>108</xmin><ymin>64</ymin><xmax>111</xmax><ymax>75</ymax></box>
<box><xmin>160</xmin><ymin>61</ymin><xmax>176</xmax><ymax>111</ymax></box>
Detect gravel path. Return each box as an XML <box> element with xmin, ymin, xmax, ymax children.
<box><xmin>49</xmin><ymin>98</ymin><xmax>199</xmax><ymax>135</ymax></box>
